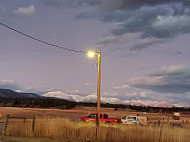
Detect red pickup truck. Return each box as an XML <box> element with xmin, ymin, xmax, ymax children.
<box><xmin>80</xmin><ymin>113</ymin><xmax>121</xmax><ymax>124</ymax></box>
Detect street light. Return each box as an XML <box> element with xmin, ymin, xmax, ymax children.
<box><xmin>87</xmin><ymin>50</ymin><xmax>101</xmax><ymax>141</ymax></box>
<box><xmin>88</xmin><ymin>51</ymin><xmax>96</xmax><ymax>58</ymax></box>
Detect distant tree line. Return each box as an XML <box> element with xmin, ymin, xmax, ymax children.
<box><xmin>77</xmin><ymin>102</ymin><xmax>190</xmax><ymax>113</ymax></box>
<box><xmin>0</xmin><ymin>97</ymin><xmax>189</xmax><ymax>113</ymax></box>
<box><xmin>128</xmin><ymin>105</ymin><xmax>190</xmax><ymax>113</ymax></box>
<box><xmin>0</xmin><ymin>97</ymin><xmax>76</xmax><ymax>109</ymax></box>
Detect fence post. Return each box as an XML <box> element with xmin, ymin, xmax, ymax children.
<box><xmin>2</xmin><ymin>115</ymin><xmax>9</xmax><ymax>136</ymax></box>
<box><xmin>159</xmin><ymin>125</ymin><xmax>163</xmax><ymax>142</ymax></box>
<box><xmin>31</xmin><ymin>115</ymin><xmax>36</xmax><ymax>134</ymax></box>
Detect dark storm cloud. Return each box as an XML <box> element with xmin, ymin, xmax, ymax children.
<box><xmin>78</xmin><ymin>0</ymin><xmax>189</xmax><ymax>10</ymax></box>
<box><xmin>110</xmin><ymin>7</ymin><xmax>163</xmax><ymax>36</ymax></box>
<box><xmin>42</xmin><ymin>0</ymin><xmax>190</xmax><ymax>10</ymax></box>
<box><xmin>130</xmin><ymin>65</ymin><xmax>190</xmax><ymax>94</ymax></box>
<box><xmin>98</xmin><ymin>0</ymin><xmax>189</xmax><ymax>11</ymax></box>
<box><xmin>74</xmin><ymin>0</ymin><xmax>190</xmax><ymax>49</ymax></box>
<box><xmin>109</xmin><ymin>6</ymin><xmax>190</xmax><ymax>39</ymax></box>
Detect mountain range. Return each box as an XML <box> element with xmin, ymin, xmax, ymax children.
<box><xmin>0</xmin><ymin>88</ymin><xmax>42</xmax><ymax>98</ymax></box>
<box><xmin>0</xmin><ymin>88</ymin><xmax>188</xmax><ymax>108</ymax></box>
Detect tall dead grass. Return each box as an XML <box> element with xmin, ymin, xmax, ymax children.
<box><xmin>6</xmin><ymin>118</ymin><xmax>190</xmax><ymax>142</ymax></box>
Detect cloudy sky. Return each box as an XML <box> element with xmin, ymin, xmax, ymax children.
<box><xmin>0</xmin><ymin>0</ymin><xmax>190</xmax><ymax>107</ymax></box>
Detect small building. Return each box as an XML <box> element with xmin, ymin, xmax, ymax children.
<box><xmin>173</xmin><ymin>112</ymin><xmax>180</xmax><ymax>120</ymax></box>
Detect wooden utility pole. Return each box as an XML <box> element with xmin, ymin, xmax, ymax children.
<box><xmin>87</xmin><ymin>50</ymin><xmax>102</xmax><ymax>141</ymax></box>
<box><xmin>96</xmin><ymin>50</ymin><xmax>101</xmax><ymax>142</ymax></box>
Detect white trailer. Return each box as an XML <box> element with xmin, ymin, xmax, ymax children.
<box><xmin>121</xmin><ymin>116</ymin><xmax>148</xmax><ymax>125</ymax></box>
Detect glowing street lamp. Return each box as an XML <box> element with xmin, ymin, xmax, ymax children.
<box><xmin>87</xmin><ymin>51</ymin><xmax>96</xmax><ymax>58</ymax></box>
<box><xmin>87</xmin><ymin>50</ymin><xmax>101</xmax><ymax>141</ymax></box>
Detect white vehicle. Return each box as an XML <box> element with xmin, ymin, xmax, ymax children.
<box><xmin>121</xmin><ymin>116</ymin><xmax>147</xmax><ymax>125</ymax></box>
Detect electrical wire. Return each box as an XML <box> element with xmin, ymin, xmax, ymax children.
<box><xmin>0</xmin><ymin>20</ymin><xmax>86</xmax><ymax>53</ymax></box>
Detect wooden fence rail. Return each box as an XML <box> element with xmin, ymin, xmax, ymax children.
<box><xmin>1</xmin><ymin>115</ymin><xmax>36</xmax><ymax>136</ymax></box>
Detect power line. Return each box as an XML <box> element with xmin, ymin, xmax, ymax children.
<box><xmin>0</xmin><ymin>20</ymin><xmax>86</xmax><ymax>53</ymax></box>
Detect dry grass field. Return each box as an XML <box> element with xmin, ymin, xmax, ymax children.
<box><xmin>0</xmin><ymin>106</ymin><xmax>190</xmax><ymax>142</ymax></box>
<box><xmin>4</xmin><ymin>118</ymin><xmax>190</xmax><ymax>142</ymax></box>
<box><xmin>1</xmin><ymin>106</ymin><xmax>190</xmax><ymax>122</ymax></box>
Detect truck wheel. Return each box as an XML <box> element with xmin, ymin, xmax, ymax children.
<box><xmin>105</xmin><ymin>121</ymin><xmax>110</xmax><ymax>124</ymax></box>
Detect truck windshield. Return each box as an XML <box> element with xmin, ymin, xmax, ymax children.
<box><xmin>127</xmin><ymin>117</ymin><xmax>137</xmax><ymax>120</ymax></box>
<box><xmin>88</xmin><ymin>114</ymin><xmax>95</xmax><ymax>118</ymax></box>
